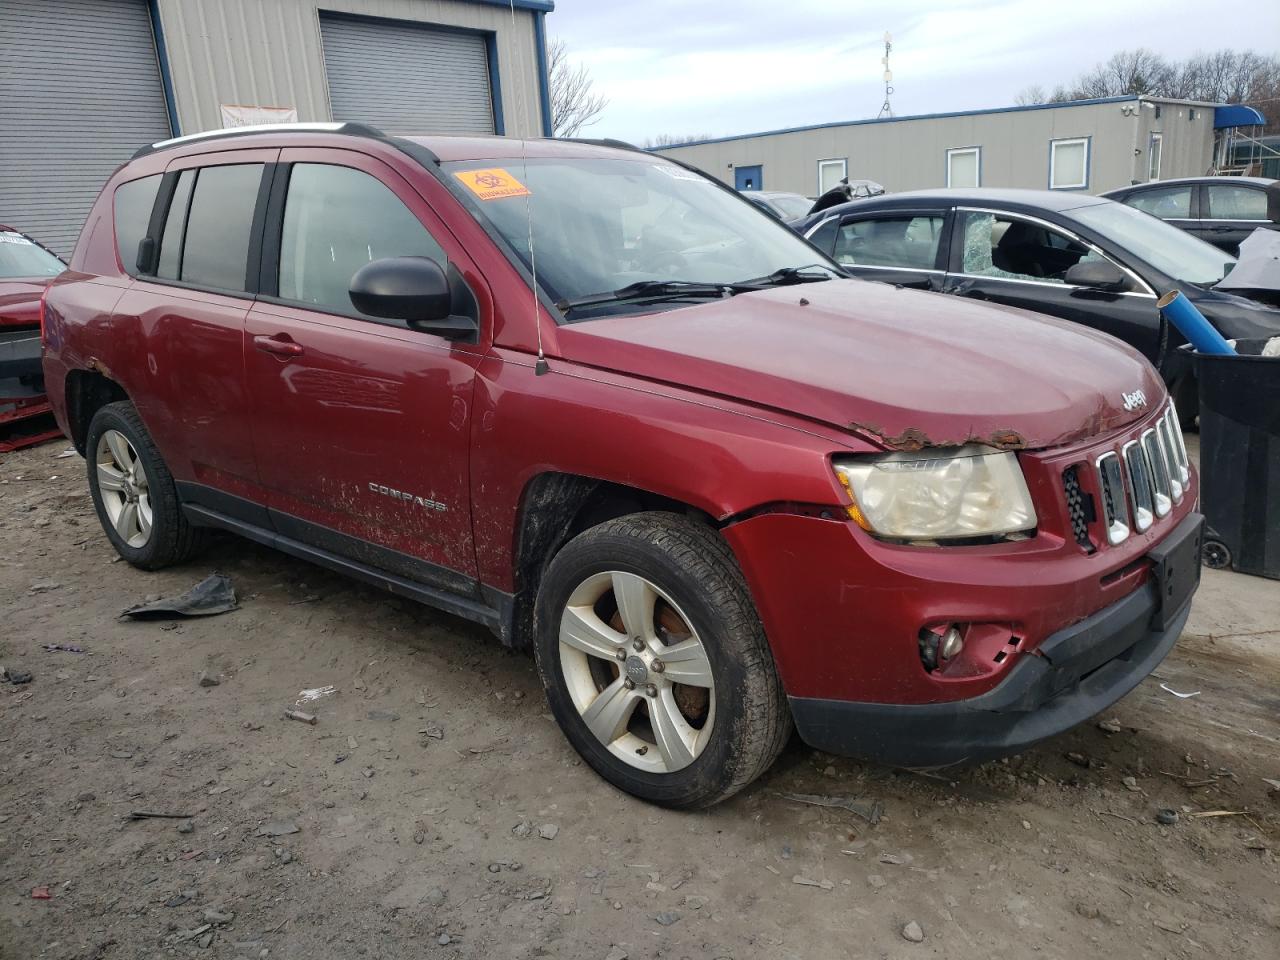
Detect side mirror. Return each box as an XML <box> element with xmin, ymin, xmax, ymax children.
<box><xmin>1266</xmin><ymin>182</ymin><xmax>1280</xmax><ymax>225</ymax></box>
<box><xmin>1065</xmin><ymin>259</ymin><xmax>1127</xmax><ymax>292</ymax></box>
<box><xmin>348</xmin><ymin>256</ymin><xmax>475</xmax><ymax>339</ymax></box>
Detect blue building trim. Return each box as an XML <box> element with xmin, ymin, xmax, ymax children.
<box><xmin>533</xmin><ymin>11</ymin><xmax>554</xmax><ymax>137</ymax></box>
<box><xmin>147</xmin><ymin>0</ymin><xmax>181</xmax><ymax>136</ymax></box>
<box><xmin>650</xmin><ymin>96</ymin><xmax>1141</xmax><ymax>152</ymax></box>
<box><xmin>485</xmin><ymin>32</ymin><xmax>506</xmax><ymax>135</ymax></box>
<box><xmin>1048</xmin><ymin>136</ymin><xmax>1091</xmax><ymax>191</ymax></box>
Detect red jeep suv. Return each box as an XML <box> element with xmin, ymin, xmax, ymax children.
<box><xmin>42</xmin><ymin>125</ymin><xmax>1203</xmax><ymax>807</ymax></box>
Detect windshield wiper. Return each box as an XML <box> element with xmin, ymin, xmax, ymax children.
<box><xmin>737</xmin><ymin>264</ymin><xmax>841</xmax><ymax>287</ymax></box>
<box><xmin>557</xmin><ymin>280</ymin><xmax>747</xmax><ymax>316</ymax></box>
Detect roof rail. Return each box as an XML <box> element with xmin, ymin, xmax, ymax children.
<box><xmin>131</xmin><ymin>122</ymin><xmax>386</xmax><ymax>159</ymax></box>
<box><xmin>553</xmin><ymin>137</ymin><xmax>644</xmax><ymax>153</ymax></box>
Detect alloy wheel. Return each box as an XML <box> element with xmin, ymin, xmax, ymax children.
<box><xmin>95</xmin><ymin>428</ymin><xmax>153</xmax><ymax>548</ymax></box>
<box><xmin>558</xmin><ymin>571</ymin><xmax>716</xmax><ymax>774</ymax></box>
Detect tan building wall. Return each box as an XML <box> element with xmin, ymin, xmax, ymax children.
<box><xmin>656</xmin><ymin>97</ymin><xmax>1218</xmax><ymax>197</ymax></box>
<box><xmin>155</xmin><ymin>0</ymin><xmax>547</xmax><ymax>136</ymax></box>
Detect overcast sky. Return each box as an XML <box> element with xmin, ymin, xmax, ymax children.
<box><xmin>547</xmin><ymin>0</ymin><xmax>1280</xmax><ymax>142</ymax></box>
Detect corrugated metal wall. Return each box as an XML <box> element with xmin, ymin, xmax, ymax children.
<box><xmin>155</xmin><ymin>0</ymin><xmax>544</xmax><ymax>137</ymax></box>
<box><xmin>0</xmin><ymin>0</ymin><xmax>172</xmax><ymax>255</ymax></box>
<box><xmin>657</xmin><ymin>100</ymin><xmax>1219</xmax><ymax>197</ymax></box>
<box><xmin>319</xmin><ymin>14</ymin><xmax>494</xmax><ymax>134</ymax></box>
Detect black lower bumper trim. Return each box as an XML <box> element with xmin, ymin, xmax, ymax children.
<box><xmin>790</xmin><ymin>515</ymin><xmax>1202</xmax><ymax>768</ymax></box>
<box><xmin>0</xmin><ymin>327</ymin><xmax>42</xmax><ymax>380</ymax></box>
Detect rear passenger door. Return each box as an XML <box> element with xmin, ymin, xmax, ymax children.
<box><xmin>807</xmin><ymin>209</ymin><xmax>949</xmax><ymax>290</ymax></box>
<box><xmin>1201</xmin><ymin>182</ymin><xmax>1271</xmax><ymax>254</ymax></box>
<box><xmin>243</xmin><ymin>148</ymin><xmax>487</xmax><ymax>590</ymax></box>
<box><xmin>111</xmin><ymin>149</ymin><xmax>276</xmax><ymax>501</ymax></box>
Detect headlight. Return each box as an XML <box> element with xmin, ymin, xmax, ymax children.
<box><xmin>833</xmin><ymin>445</ymin><xmax>1037</xmax><ymax>540</ymax></box>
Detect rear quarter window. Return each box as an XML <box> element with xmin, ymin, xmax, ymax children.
<box><xmin>113</xmin><ymin>175</ymin><xmax>161</xmax><ymax>275</ymax></box>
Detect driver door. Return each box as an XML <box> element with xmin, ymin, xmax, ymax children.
<box><xmin>940</xmin><ymin>208</ymin><xmax>1164</xmax><ymax>364</ymax></box>
<box><xmin>243</xmin><ymin>148</ymin><xmax>489</xmax><ymax>588</ymax></box>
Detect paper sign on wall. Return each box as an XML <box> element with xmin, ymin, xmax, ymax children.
<box><xmin>219</xmin><ymin>104</ymin><xmax>299</xmax><ymax>127</ymax></box>
<box><xmin>453</xmin><ymin>168</ymin><xmax>532</xmax><ymax>201</ymax></box>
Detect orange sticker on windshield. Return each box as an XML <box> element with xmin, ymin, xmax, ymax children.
<box><xmin>454</xmin><ymin>168</ymin><xmax>531</xmax><ymax>200</ymax></box>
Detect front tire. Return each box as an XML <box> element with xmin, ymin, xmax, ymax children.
<box><xmin>533</xmin><ymin>512</ymin><xmax>791</xmax><ymax>808</ymax></box>
<box><xmin>85</xmin><ymin>401</ymin><xmax>205</xmax><ymax>570</ymax></box>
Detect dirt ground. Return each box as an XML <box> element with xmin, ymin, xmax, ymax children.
<box><xmin>2</xmin><ymin>435</ymin><xmax>1278</xmax><ymax>960</ymax></box>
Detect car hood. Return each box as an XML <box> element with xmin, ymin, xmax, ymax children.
<box><xmin>556</xmin><ymin>279</ymin><xmax>1165</xmax><ymax>451</ymax></box>
<box><xmin>0</xmin><ymin>278</ymin><xmax>51</xmax><ymax>328</ymax></box>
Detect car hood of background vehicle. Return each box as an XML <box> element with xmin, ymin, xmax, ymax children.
<box><xmin>0</xmin><ymin>278</ymin><xmax>50</xmax><ymax>328</ymax></box>
<box><xmin>556</xmin><ymin>279</ymin><xmax>1165</xmax><ymax>451</ymax></box>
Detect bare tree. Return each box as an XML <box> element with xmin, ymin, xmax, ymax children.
<box><xmin>548</xmin><ymin>38</ymin><xmax>608</xmax><ymax>138</ymax></box>
<box><xmin>1014</xmin><ymin>85</ymin><xmax>1048</xmax><ymax>106</ymax></box>
<box><xmin>1019</xmin><ymin>49</ymin><xmax>1280</xmax><ymax>134</ymax></box>
<box><xmin>643</xmin><ymin>133</ymin><xmax>712</xmax><ymax>148</ymax></box>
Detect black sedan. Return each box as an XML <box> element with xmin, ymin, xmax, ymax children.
<box><xmin>792</xmin><ymin>188</ymin><xmax>1280</xmax><ymax>419</ymax></box>
<box><xmin>740</xmin><ymin>190</ymin><xmax>815</xmax><ymax>222</ymax></box>
<box><xmin>1100</xmin><ymin>176</ymin><xmax>1278</xmax><ymax>255</ymax></box>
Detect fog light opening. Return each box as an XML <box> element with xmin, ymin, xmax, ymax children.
<box><xmin>919</xmin><ymin>625</ymin><xmax>965</xmax><ymax>673</ymax></box>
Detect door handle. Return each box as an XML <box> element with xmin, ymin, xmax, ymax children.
<box><xmin>253</xmin><ymin>334</ymin><xmax>303</xmax><ymax>358</ymax></box>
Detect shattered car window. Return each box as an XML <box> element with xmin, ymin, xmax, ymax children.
<box><xmin>959</xmin><ymin>212</ymin><xmax>1103</xmax><ymax>284</ymax></box>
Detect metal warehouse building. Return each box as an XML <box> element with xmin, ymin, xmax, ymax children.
<box><xmin>0</xmin><ymin>0</ymin><xmax>554</xmax><ymax>254</ymax></box>
<box><xmin>654</xmin><ymin>96</ymin><xmax>1267</xmax><ymax>200</ymax></box>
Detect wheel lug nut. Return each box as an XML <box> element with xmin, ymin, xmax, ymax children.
<box><xmin>651</xmin><ymin>660</ymin><xmax>665</xmax><ymax>673</ymax></box>
<box><xmin>615</xmin><ymin>648</ymin><xmax>627</xmax><ymax>661</ymax></box>
<box><xmin>623</xmin><ymin>678</ymin><xmax>635</xmax><ymax>690</ymax></box>
<box><xmin>632</xmin><ymin>639</ymin><xmax>644</xmax><ymax>652</ymax></box>
<box><xmin>645</xmin><ymin>684</ymin><xmax>657</xmax><ymax>697</ymax></box>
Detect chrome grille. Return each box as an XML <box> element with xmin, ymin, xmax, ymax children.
<box><xmin>1084</xmin><ymin>402</ymin><xmax>1187</xmax><ymax>547</ymax></box>
<box><xmin>1096</xmin><ymin>452</ymin><xmax>1129</xmax><ymax>545</ymax></box>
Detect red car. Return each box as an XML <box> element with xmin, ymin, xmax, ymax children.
<box><xmin>42</xmin><ymin>126</ymin><xmax>1203</xmax><ymax>807</ymax></box>
<box><xmin>1</xmin><ymin>225</ymin><xmax>63</xmax><ymax>384</ymax></box>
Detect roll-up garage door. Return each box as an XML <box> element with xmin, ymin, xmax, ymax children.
<box><xmin>0</xmin><ymin>0</ymin><xmax>172</xmax><ymax>256</ymax></box>
<box><xmin>320</xmin><ymin>14</ymin><xmax>495</xmax><ymax>136</ymax></box>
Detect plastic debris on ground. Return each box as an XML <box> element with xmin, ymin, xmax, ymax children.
<box><xmin>120</xmin><ymin>573</ymin><xmax>238</xmax><ymax>620</ymax></box>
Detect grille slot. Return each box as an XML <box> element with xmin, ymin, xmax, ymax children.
<box><xmin>1166</xmin><ymin>407</ymin><xmax>1191</xmax><ymax>486</ymax></box>
<box><xmin>1062</xmin><ymin>465</ymin><xmax>1095</xmax><ymax>552</ymax></box>
<box><xmin>1141</xmin><ymin>428</ymin><xmax>1173</xmax><ymax>517</ymax></box>
<box><xmin>1096</xmin><ymin>452</ymin><xmax>1130</xmax><ymax>545</ymax></box>
<box><xmin>1122</xmin><ymin>439</ymin><xmax>1155</xmax><ymax>532</ymax></box>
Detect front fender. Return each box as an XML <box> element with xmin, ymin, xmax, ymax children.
<box><xmin>469</xmin><ymin>350</ymin><xmax>873</xmax><ymax>591</ymax></box>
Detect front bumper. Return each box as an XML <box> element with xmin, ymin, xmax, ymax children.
<box><xmin>0</xmin><ymin>327</ymin><xmax>42</xmax><ymax>380</ymax></box>
<box><xmin>789</xmin><ymin>512</ymin><xmax>1202</xmax><ymax>767</ymax></box>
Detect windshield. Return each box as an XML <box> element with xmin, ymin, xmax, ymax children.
<box><xmin>1066</xmin><ymin>201</ymin><xmax>1235</xmax><ymax>286</ymax></box>
<box><xmin>0</xmin><ymin>232</ymin><xmax>63</xmax><ymax>279</ymax></box>
<box><xmin>765</xmin><ymin>195</ymin><xmax>814</xmax><ymax>220</ymax></box>
<box><xmin>443</xmin><ymin>158</ymin><xmax>839</xmax><ymax>315</ymax></box>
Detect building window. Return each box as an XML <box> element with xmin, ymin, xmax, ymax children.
<box><xmin>817</xmin><ymin>158</ymin><xmax>847</xmax><ymax>195</ymax></box>
<box><xmin>1049</xmin><ymin>137</ymin><xmax>1090</xmax><ymax>190</ymax></box>
<box><xmin>1148</xmin><ymin>133</ymin><xmax>1162</xmax><ymax>181</ymax></box>
<box><xmin>946</xmin><ymin>147</ymin><xmax>981</xmax><ymax>188</ymax></box>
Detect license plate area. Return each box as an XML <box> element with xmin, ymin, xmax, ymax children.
<box><xmin>1147</xmin><ymin>513</ymin><xmax>1204</xmax><ymax>631</ymax></box>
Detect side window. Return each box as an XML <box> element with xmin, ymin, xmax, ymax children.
<box><xmin>1206</xmin><ymin>184</ymin><xmax>1267</xmax><ymax>221</ymax></box>
<box><xmin>958</xmin><ymin>212</ymin><xmax>1115</xmax><ymax>285</ymax></box>
<box><xmin>805</xmin><ymin>218</ymin><xmax>838</xmax><ymax>257</ymax></box>
<box><xmin>179</xmin><ymin>165</ymin><xmax>264</xmax><ymax>291</ymax></box>
<box><xmin>1125</xmin><ymin>185</ymin><xmax>1192</xmax><ymax>219</ymax></box>
<box><xmin>278</xmin><ymin>163</ymin><xmax>448</xmax><ymax>322</ymax></box>
<box><xmin>833</xmin><ymin>216</ymin><xmax>943</xmax><ymax>269</ymax></box>
<box><xmin>113</xmin><ymin>175</ymin><xmax>161</xmax><ymax>275</ymax></box>
<box><xmin>156</xmin><ymin>170</ymin><xmax>195</xmax><ymax>281</ymax></box>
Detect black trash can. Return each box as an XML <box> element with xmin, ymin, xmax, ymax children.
<box><xmin>1194</xmin><ymin>339</ymin><xmax>1280</xmax><ymax>580</ymax></box>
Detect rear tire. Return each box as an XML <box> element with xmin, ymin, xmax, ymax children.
<box><xmin>533</xmin><ymin>512</ymin><xmax>791</xmax><ymax>808</ymax></box>
<box><xmin>85</xmin><ymin>401</ymin><xmax>205</xmax><ymax>570</ymax></box>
